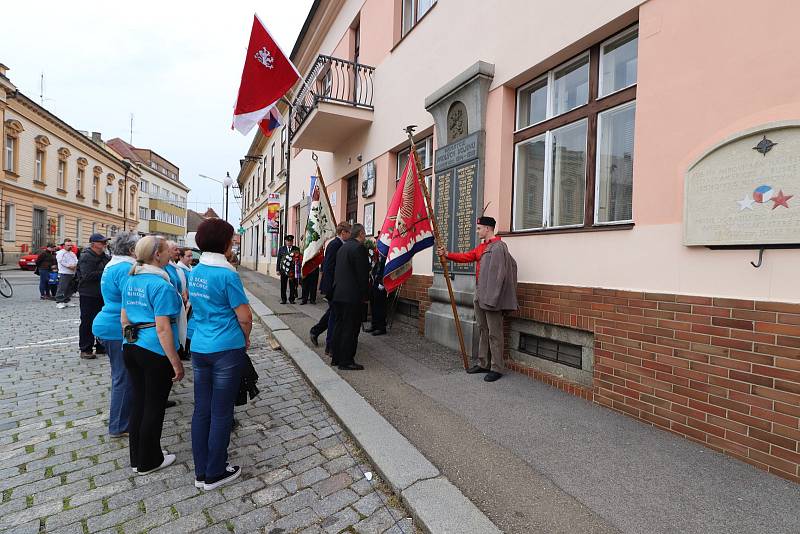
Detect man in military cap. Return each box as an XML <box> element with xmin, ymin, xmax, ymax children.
<box><xmin>277</xmin><ymin>235</ymin><xmax>301</xmax><ymax>304</ymax></box>
<box><xmin>437</xmin><ymin>216</ymin><xmax>518</xmax><ymax>382</ymax></box>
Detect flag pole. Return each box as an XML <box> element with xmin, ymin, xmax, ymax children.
<box><xmin>405</xmin><ymin>126</ymin><xmax>469</xmax><ymax>370</ymax></box>
<box><xmin>311</xmin><ymin>152</ymin><xmax>338</xmax><ymax>229</ymax></box>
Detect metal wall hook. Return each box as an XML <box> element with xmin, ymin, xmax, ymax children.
<box><xmin>750</xmin><ymin>248</ymin><xmax>765</xmax><ymax>268</ymax></box>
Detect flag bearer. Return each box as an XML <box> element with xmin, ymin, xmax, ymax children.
<box><xmin>437</xmin><ymin>216</ymin><xmax>518</xmax><ymax>382</ymax></box>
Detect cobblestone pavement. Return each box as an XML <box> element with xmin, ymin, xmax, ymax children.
<box><xmin>0</xmin><ymin>275</ymin><xmax>416</xmax><ymax>534</ymax></box>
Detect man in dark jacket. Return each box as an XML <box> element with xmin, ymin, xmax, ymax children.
<box><xmin>277</xmin><ymin>235</ymin><xmax>300</xmax><ymax>304</ymax></box>
<box><xmin>77</xmin><ymin>233</ymin><xmax>110</xmax><ymax>359</ymax></box>
<box><xmin>331</xmin><ymin>223</ymin><xmax>369</xmax><ymax>370</ymax></box>
<box><xmin>309</xmin><ymin>222</ymin><xmax>351</xmax><ymax>353</ymax></box>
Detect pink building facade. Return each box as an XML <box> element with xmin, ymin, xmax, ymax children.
<box><xmin>237</xmin><ymin>0</ymin><xmax>800</xmax><ymax>483</ymax></box>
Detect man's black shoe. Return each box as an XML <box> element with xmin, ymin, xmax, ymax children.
<box><xmin>300</xmin><ymin>301</ymin><xmax>307</xmax><ymax>305</ymax></box>
<box><xmin>338</xmin><ymin>363</ymin><xmax>364</xmax><ymax>371</ymax></box>
<box><xmin>466</xmin><ymin>365</ymin><xmax>490</xmax><ymax>374</ymax></box>
<box><xmin>484</xmin><ymin>371</ymin><xmax>503</xmax><ymax>382</ymax></box>
<box><xmin>309</xmin><ymin>331</ymin><xmax>319</xmax><ymax>347</ymax></box>
<box><xmin>371</xmin><ymin>329</ymin><xmax>387</xmax><ymax>336</ymax></box>
<box><xmin>289</xmin><ymin>300</ymin><xmax>296</xmax><ymax>304</ymax></box>
<box><xmin>165</xmin><ymin>400</ymin><xmax>177</xmax><ymax>408</ymax></box>
<box><xmin>280</xmin><ymin>300</ymin><xmax>287</xmax><ymax>304</ymax></box>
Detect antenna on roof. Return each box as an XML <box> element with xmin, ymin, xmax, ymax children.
<box><xmin>129</xmin><ymin>113</ymin><xmax>134</xmax><ymax>145</ymax></box>
<box><xmin>39</xmin><ymin>72</ymin><xmax>55</xmax><ymax>108</ymax></box>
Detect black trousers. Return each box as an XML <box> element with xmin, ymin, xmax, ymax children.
<box><xmin>301</xmin><ymin>269</ymin><xmax>319</xmax><ymax>303</ymax></box>
<box><xmin>123</xmin><ymin>344</ymin><xmax>173</xmax><ymax>471</ymax></box>
<box><xmin>280</xmin><ymin>275</ymin><xmax>298</xmax><ymax>303</ymax></box>
<box><xmin>332</xmin><ymin>302</ymin><xmax>363</xmax><ymax>366</ymax></box>
<box><xmin>79</xmin><ymin>295</ymin><xmax>104</xmax><ymax>353</ymax></box>
<box><xmin>371</xmin><ymin>287</ymin><xmax>387</xmax><ymax>330</ymax></box>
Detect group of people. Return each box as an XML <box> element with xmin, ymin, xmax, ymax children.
<box><xmin>84</xmin><ymin>218</ymin><xmax>251</xmax><ymax>490</ymax></box>
<box><xmin>34</xmin><ymin>237</ymin><xmax>80</xmax><ymax>306</ymax></box>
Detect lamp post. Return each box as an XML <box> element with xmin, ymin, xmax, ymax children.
<box><xmin>198</xmin><ymin>172</ymin><xmax>234</xmax><ymax>222</ymax></box>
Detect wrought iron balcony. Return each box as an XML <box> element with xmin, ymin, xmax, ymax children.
<box><xmin>290</xmin><ymin>55</ymin><xmax>375</xmax><ymax>151</ymax></box>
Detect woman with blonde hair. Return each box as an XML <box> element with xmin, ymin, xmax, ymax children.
<box><xmin>121</xmin><ymin>235</ymin><xmax>184</xmax><ymax>474</ymax></box>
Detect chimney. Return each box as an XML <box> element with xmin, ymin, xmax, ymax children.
<box><xmin>91</xmin><ymin>132</ymin><xmax>102</xmax><ymax>143</ymax></box>
<box><xmin>0</xmin><ymin>63</ymin><xmax>8</xmax><ymax>77</ymax></box>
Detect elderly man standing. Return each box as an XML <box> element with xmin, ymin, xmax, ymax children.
<box><xmin>78</xmin><ymin>233</ymin><xmax>110</xmax><ymax>359</ymax></box>
<box><xmin>55</xmin><ymin>238</ymin><xmax>78</xmax><ymax>308</ymax></box>
<box><xmin>331</xmin><ymin>223</ymin><xmax>370</xmax><ymax>371</ymax></box>
<box><xmin>437</xmin><ymin>216</ymin><xmax>518</xmax><ymax>382</ymax></box>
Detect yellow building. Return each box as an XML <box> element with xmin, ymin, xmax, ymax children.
<box><xmin>0</xmin><ymin>63</ymin><xmax>139</xmax><ymax>263</ymax></box>
<box><xmin>107</xmin><ymin>138</ymin><xmax>188</xmax><ymax>244</ymax></box>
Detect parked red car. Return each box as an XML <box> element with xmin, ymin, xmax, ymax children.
<box><xmin>18</xmin><ymin>249</ymin><xmax>45</xmax><ymax>270</ymax></box>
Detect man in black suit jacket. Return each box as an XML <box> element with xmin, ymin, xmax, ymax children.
<box><xmin>331</xmin><ymin>223</ymin><xmax>370</xmax><ymax>370</ymax></box>
<box><xmin>309</xmin><ymin>222</ymin><xmax>352</xmax><ymax>353</ymax></box>
<box><xmin>277</xmin><ymin>235</ymin><xmax>300</xmax><ymax>304</ymax></box>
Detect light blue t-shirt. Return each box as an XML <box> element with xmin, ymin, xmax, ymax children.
<box><xmin>92</xmin><ymin>260</ymin><xmax>133</xmax><ymax>341</ymax></box>
<box><xmin>122</xmin><ymin>273</ymin><xmax>181</xmax><ymax>356</ymax></box>
<box><xmin>187</xmin><ymin>264</ymin><xmax>249</xmax><ymax>354</ymax></box>
<box><xmin>165</xmin><ymin>263</ymin><xmax>182</xmax><ymax>294</ymax></box>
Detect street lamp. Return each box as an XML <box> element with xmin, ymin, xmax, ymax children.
<box><xmin>198</xmin><ymin>172</ymin><xmax>234</xmax><ymax>222</ymax></box>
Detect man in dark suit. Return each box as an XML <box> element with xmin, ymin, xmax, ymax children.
<box><xmin>331</xmin><ymin>223</ymin><xmax>370</xmax><ymax>370</ymax></box>
<box><xmin>277</xmin><ymin>235</ymin><xmax>300</xmax><ymax>304</ymax></box>
<box><xmin>309</xmin><ymin>222</ymin><xmax>351</xmax><ymax>353</ymax></box>
<box><xmin>366</xmin><ymin>253</ymin><xmax>387</xmax><ymax>336</ymax></box>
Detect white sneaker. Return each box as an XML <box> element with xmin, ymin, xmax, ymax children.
<box><xmin>137</xmin><ymin>453</ymin><xmax>176</xmax><ymax>475</ymax></box>
<box><xmin>132</xmin><ymin>451</ymin><xmax>168</xmax><ymax>473</ymax></box>
<box><xmin>203</xmin><ymin>465</ymin><xmax>241</xmax><ymax>490</ymax></box>
<box><xmin>66</xmin><ymin>303</ymin><xmax>78</xmax><ymax>307</ymax></box>
<box><xmin>56</xmin><ymin>303</ymin><xmax>67</xmax><ymax>309</ymax></box>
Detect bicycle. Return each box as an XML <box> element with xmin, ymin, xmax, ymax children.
<box><xmin>0</xmin><ymin>271</ymin><xmax>12</xmax><ymax>298</ymax></box>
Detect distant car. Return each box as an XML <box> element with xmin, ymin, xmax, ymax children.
<box><xmin>18</xmin><ymin>248</ymin><xmax>45</xmax><ymax>270</ymax></box>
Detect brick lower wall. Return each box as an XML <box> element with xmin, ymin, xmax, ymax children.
<box><xmin>398</xmin><ymin>275</ymin><xmax>433</xmax><ymax>334</ymax></box>
<box><xmin>401</xmin><ymin>275</ymin><xmax>800</xmax><ymax>483</ymax></box>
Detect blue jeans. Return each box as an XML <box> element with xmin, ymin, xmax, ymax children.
<box><xmin>102</xmin><ymin>339</ymin><xmax>132</xmax><ymax>435</ymax></box>
<box><xmin>191</xmin><ymin>348</ymin><xmax>245</xmax><ymax>479</ymax></box>
<box><xmin>38</xmin><ymin>270</ymin><xmax>53</xmax><ymax>297</ymax></box>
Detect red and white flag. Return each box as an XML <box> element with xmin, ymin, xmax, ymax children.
<box><xmin>377</xmin><ymin>152</ymin><xmax>434</xmax><ymax>292</ymax></box>
<box><xmin>232</xmin><ymin>14</ymin><xmax>300</xmax><ymax>135</ymax></box>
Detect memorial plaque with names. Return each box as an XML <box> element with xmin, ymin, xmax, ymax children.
<box><xmin>684</xmin><ymin>125</ymin><xmax>800</xmax><ymax>246</ymax></box>
<box><xmin>432</xmin><ymin>133</ymin><xmax>481</xmax><ymax>273</ymax></box>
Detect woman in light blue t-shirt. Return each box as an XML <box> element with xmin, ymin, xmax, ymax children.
<box><xmin>92</xmin><ymin>231</ymin><xmax>138</xmax><ymax>438</ymax></box>
<box><xmin>187</xmin><ymin>218</ymin><xmax>252</xmax><ymax>491</ymax></box>
<box><xmin>121</xmin><ymin>235</ymin><xmax>185</xmax><ymax>476</ymax></box>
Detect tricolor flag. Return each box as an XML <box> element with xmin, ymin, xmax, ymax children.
<box><xmin>377</xmin><ymin>152</ymin><xmax>434</xmax><ymax>292</ymax></box>
<box><xmin>232</xmin><ymin>14</ymin><xmax>300</xmax><ymax>135</ymax></box>
<box><xmin>302</xmin><ymin>176</ymin><xmax>335</xmax><ymax>277</ymax></box>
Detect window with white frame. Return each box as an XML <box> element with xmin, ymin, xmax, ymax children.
<box><xmin>396</xmin><ymin>136</ymin><xmax>432</xmax><ymax>180</ymax></box>
<box><xmin>57</xmin><ymin>161</ymin><xmax>66</xmax><ymax>190</ymax></box>
<box><xmin>35</xmin><ymin>150</ymin><xmax>44</xmax><ymax>182</ymax></box>
<box><xmin>140</xmin><ymin>179</ymin><xmax>149</xmax><ymax>193</ymax></box>
<box><xmin>92</xmin><ymin>222</ymin><xmax>97</xmax><ymax>235</ymax></box>
<box><xmin>3</xmin><ymin>203</ymin><xmax>15</xmax><ymax>241</ymax></box>
<box><xmin>93</xmin><ymin>176</ymin><xmax>99</xmax><ymax>201</ymax></box>
<box><xmin>402</xmin><ymin>0</ymin><xmax>436</xmax><ymax>37</ymax></box>
<box><xmin>4</xmin><ymin>136</ymin><xmax>15</xmax><ymax>172</ymax></box>
<box><xmin>513</xmin><ymin>26</ymin><xmax>638</xmax><ymax>231</ymax></box>
<box><xmin>57</xmin><ymin>215</ymin><xmax>65</xmax><ymax>243</ymax></box>
<box><xmin>76</xmin><ymin>168</ymin><xmax>84</xmax><ymax>196</ymax></box>
<box><xmin>270</xmin><ymin>144</ymin><xmax>275</xmax><ymax>182</ymax></box>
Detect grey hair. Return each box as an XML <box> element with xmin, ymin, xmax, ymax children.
<box><xmin>110</xmin><ymin>231</ymin><xmax>139</xmax><ymax>257</ymax></box>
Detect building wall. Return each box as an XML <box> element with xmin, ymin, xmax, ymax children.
<box><xmin>2</xmin><ymin>99</ymin><xmax>138</xmax><ymax>259</ymax></box>
<box><xmin>136</xmin><ymin>165</ymin><xmax>188</xmax><ymax>243</ymax></box>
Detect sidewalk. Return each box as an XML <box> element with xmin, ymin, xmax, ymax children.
<box><xmin>241</xmin><ymin>267</ymin><xmax>800</xmax><ymax>534</ymax></box>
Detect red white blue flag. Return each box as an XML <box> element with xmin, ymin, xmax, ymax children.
<box><xmin>302</xmin><ymin>176</ymin><xmax>335</xmax><ymax>277</ymax></box>
<box><xmin>232</xmin><ymin>14</ymin><xmax>300</xmax><ymax>135</ymax></box>
<box><xmin>377</xmin><ymin>152</ymin><xmax>434</xmax><ymax>292</ymax></box>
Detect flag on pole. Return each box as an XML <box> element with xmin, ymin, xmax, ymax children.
<box><xmin>377</xmin><ymin>153</ymin><xmax>434</xmax><ymax>292</ymax></box>
<box><xmin>302</xmin><ymin>176</ymin><xmax>335</xmax><ymax>277</ymax></box>
<box><xmin>232</xmin><ymin>14</ymin><xmax>300</xmax><ymax>135</ymax></box>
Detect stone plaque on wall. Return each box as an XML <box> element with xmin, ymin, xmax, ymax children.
<box><xmin>684</xmin><ymin>123</ymin><xmax>800</xmax><ymax>246</ymax></box>
<box><xmin>432</xmin><ymin>133</ymin><xmax>481</xmax><ymax>273</ymax></box>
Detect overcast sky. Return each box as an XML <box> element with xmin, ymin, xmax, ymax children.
<box><xmin>0</xmin><ymin>0</ymin><xmax>314</xmax><ymax>225</ymax></box>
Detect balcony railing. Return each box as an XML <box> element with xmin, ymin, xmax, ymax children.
<box><xmin>290</xmin><ymin>55</ymin><xmax>375</xmax><ymax>140</ymax></box>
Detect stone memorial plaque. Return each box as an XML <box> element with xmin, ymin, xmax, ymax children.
<box><xmin>434</xmin><ymin>132</ymin><xmax>480</xmax><ymax>171</ymax></box>
<box><xmin>685</xmin><ymin>124</ymin><xmax>800</xmax><ymax>246</ymax></box>
<box><xmin>434</xmin><ymin>170</ymin><xmax>453</xmax><ymax>273</ymax></box>
<box><xmin>451</xmin><ymin>161</ymin><xmax>478</xmax><ymax>273</ymax></box>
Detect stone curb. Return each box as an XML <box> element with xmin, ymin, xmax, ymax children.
<box><xmin>245</xmin><ymin>289</ymin><xmax>502</xmax><ymax>534</ymax></box>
